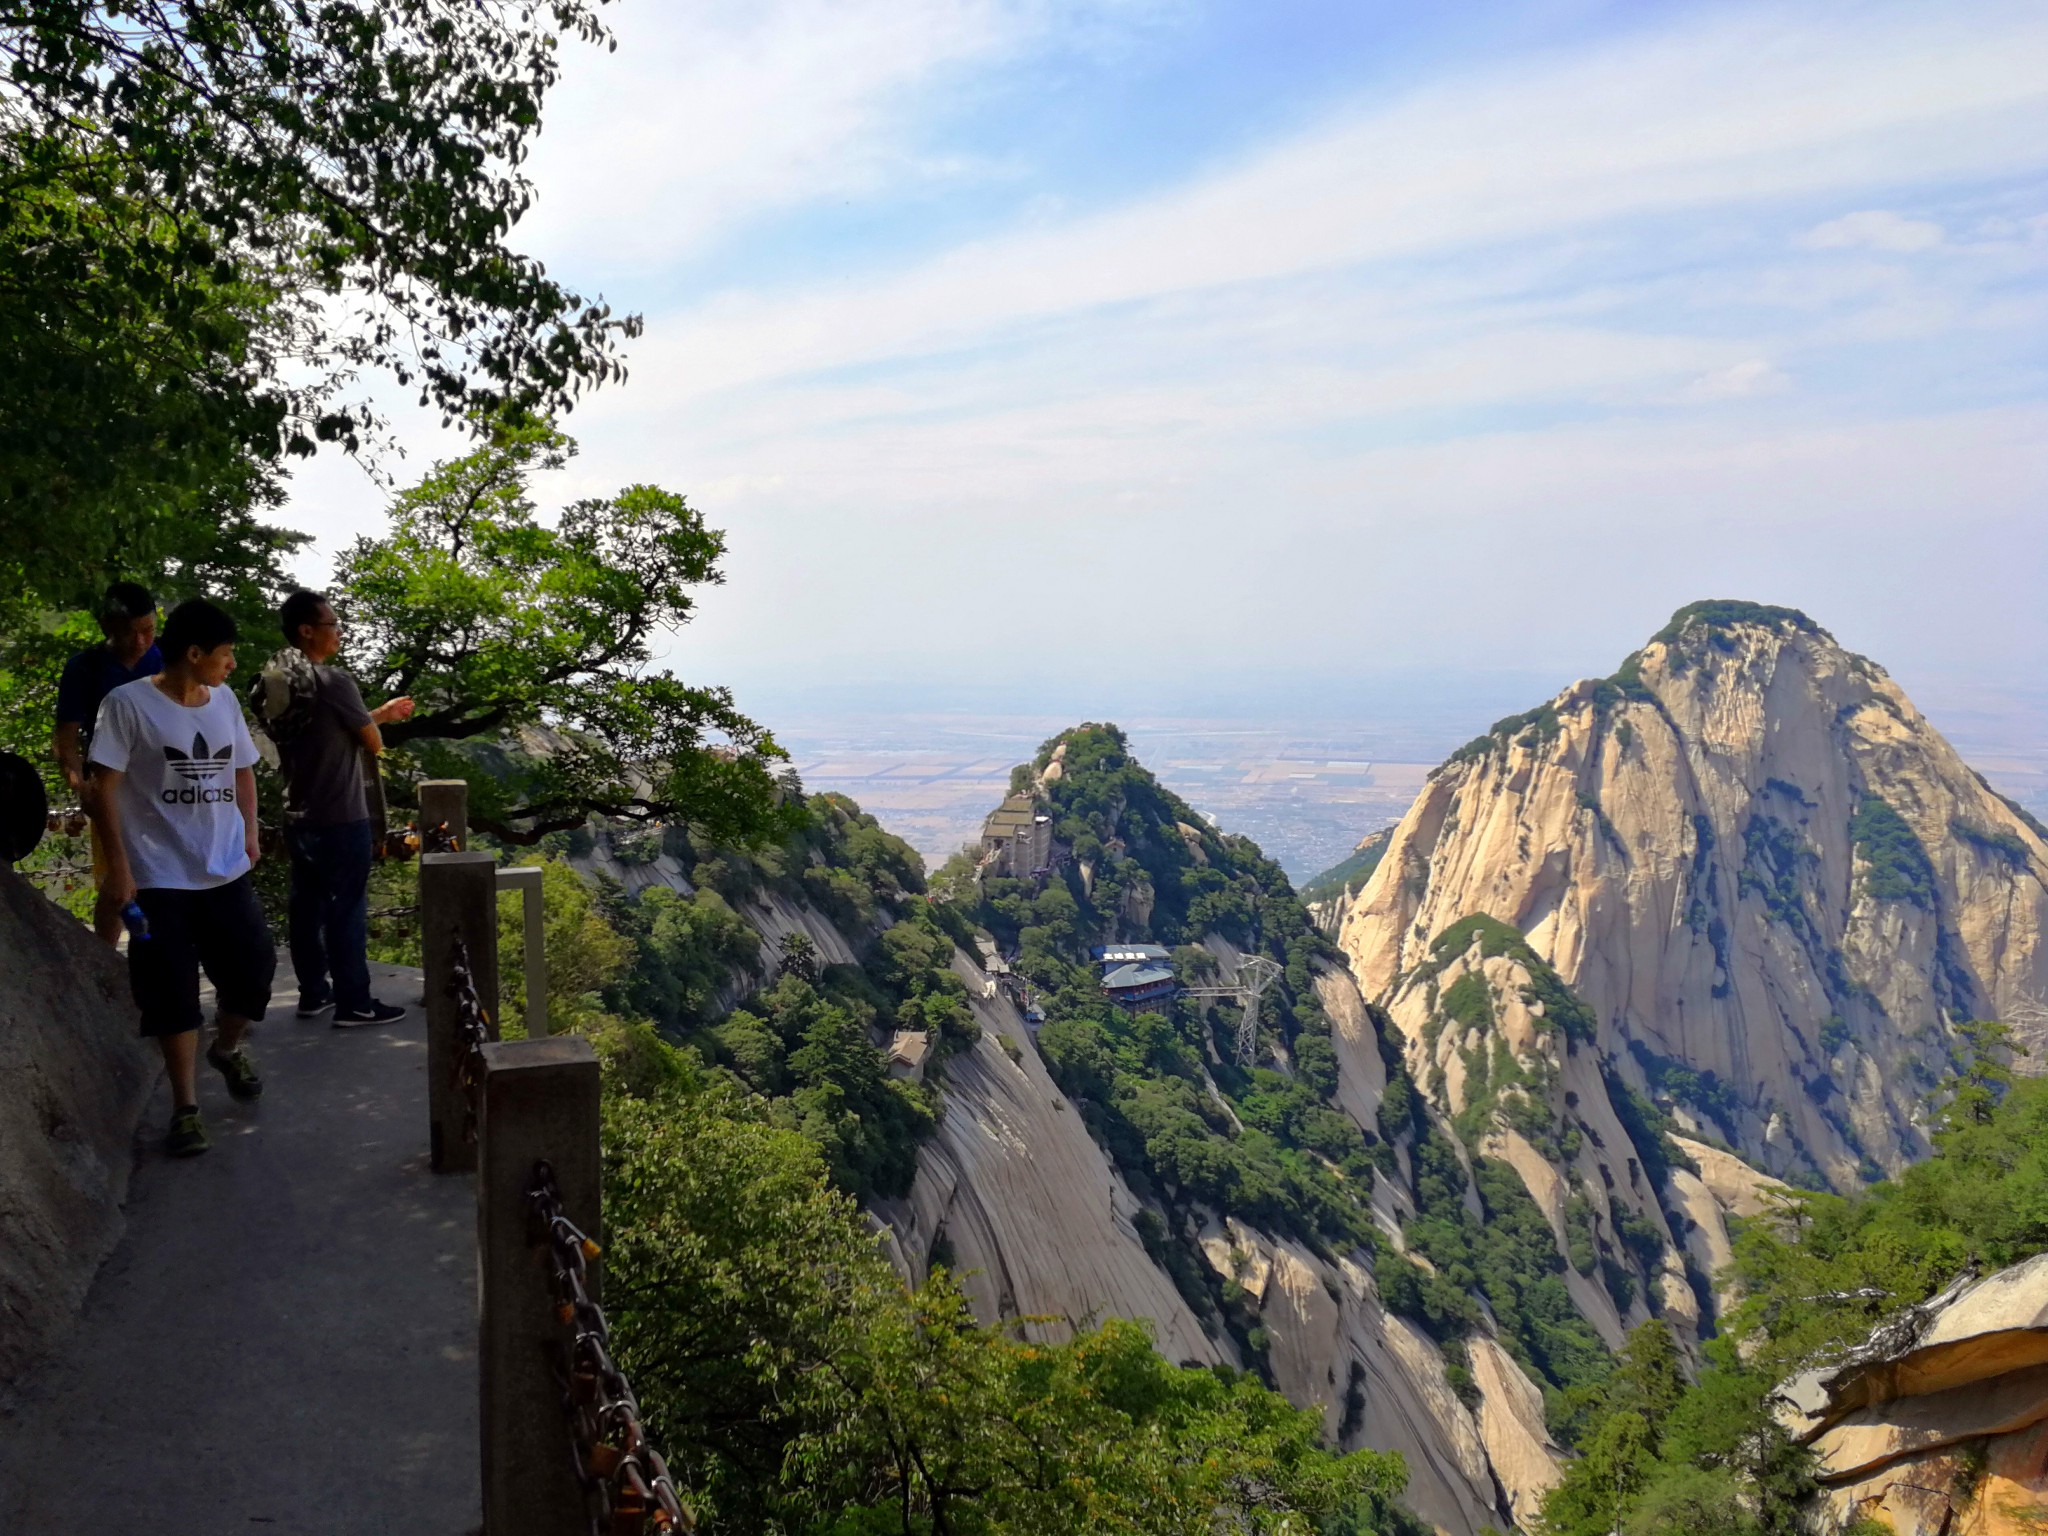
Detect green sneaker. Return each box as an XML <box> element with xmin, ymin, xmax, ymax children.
<box><xmin>206</xmin><ymin>1043</ymin><xmax>264</xmax><ymax>1101</ymax></box>
<box><xmin>167</xmin><ymin>1106</ymin><xmax>210</xmax><ymax>1157</ymax></box>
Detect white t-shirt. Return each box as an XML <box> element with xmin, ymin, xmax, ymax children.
<box><xmin>90</xmin><ymin>676</ymin><xmax>260</xmax><ymax>891</ymax></box>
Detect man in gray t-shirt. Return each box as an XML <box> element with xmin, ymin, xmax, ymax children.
<box><xmin>283</xmin><ymin>666</ymin><xmax>375</xmax><ymax>825</ymax></box>
<box><xmin>277</xmin><ymin>589</ymin><xmax>415</xmax><ymax>1027</ymax></box>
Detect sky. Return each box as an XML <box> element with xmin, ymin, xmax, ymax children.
<box><xmin>283</xmin><ymin>0</ymin><xmax>2048</xmax><ymax>726</ymax></box>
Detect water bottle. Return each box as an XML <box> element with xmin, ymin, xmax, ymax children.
<box><xmin>120</xmin><ymin>901</ymin><xmax>151</xmax><ymax>943</ymax></box>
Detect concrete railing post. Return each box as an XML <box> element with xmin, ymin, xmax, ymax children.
<box><xmin>477</xmin><ymin>1036</ymin><xmax>600</xmax><ymax>1536</ymax></box>
<box><xmin>494</xmin><ymin>865</ymin><xmax>548</xmax><ymax>1038</ymax></box>
<box><xmin>421</xmin><ymin>850</ymin><xmax>500</xmax><ymax>1172</ymax></box>
<box><xmin>418</xmin><ymin>778</ymin><xmax>470</xmax><ymax>849</ymax></box>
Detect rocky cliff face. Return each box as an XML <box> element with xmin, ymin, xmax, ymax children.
<box><xmin>875</xmin><ymin>950</ymin><xmax>1220</xmax><ymax>1369</ymax></box>
<box><xmin>925</xmin><ymin>728</ymin><xmax>1645</xmax><ymax>1535</ymax></box>
<box><xmin>1375</xmin><ymin>917</ymin><xmax>1706</xmax><ymax>1351</ymax></box>
<box><xmin>879</xmin><ymin>951</ymin><xmax>1554</xmax><ymax>1536</ymax></box>
<box><xmin>1336</xmin><ymin>602</ymin><xmax>2048</xmax><ymax>1191</ymax></box>
<box><xmin>0</xmin><ymin>867</ymin><xmax>154</xmax><ymax>1386</ymax></box>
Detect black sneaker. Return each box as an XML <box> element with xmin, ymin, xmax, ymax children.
<box><xmin>333</xmin><ymin>1000</ymin><xmax>408</xmax><ymax>1029</ymax></box>
<box><xmin>207</xmin><ymin>1043</ymin><xmax>264</xmax><ymax>1100</ymax></box>
<box><xmin>295</xmin><ymin>996</ymin><xmax>334</xmax><ymax>1018</ymax></box>
<box><xmin>167</xmin><ymin>1106</ymin><xmax>210</xmax><ymax>1157</ymax></box>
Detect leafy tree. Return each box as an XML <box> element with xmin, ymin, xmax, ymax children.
<box><xmin>1</xmin><ymin>0</ymin><xmax>636</xmax><ymax>603</ymax></box>
<box><xmin>1940</xmin><ymin>1018</ymin><xmax>2019</xmax><ymax>1131</ymax></box>
<box><xmin>779</xmin><ymin>931</ymin><xmax>820</xmax><ymax>984</ymax></box>
<box><xmin>599</xmin><ymin>883</ymin><xmax>761</xmax><ymax>1033</ymax></box>
<box><xmin>1620</xmin><ymin>1467</ymin><xmax>1754</xmax><ymax>1536</ymax></box>
<box><xmin>0</xmin><ymin>157</ymin><xmax>300</xmax><ymax>606</ymax></box>
<box><xmin>0</xmin><ymin>491</ymin><xmax>306</xmax><ymax>800</ymax></box>
<box><xmin>333</xmin><ymin>419</ymin><xmax>794</xmax><ymax>845</ymax></box>
<box><xmin>1721</xmin><ymin>1030</ymin><xmax>2047</xmax><ymax>1374</ymax></box>
<box><xmin>1537</xmin><ymin>1322</ymin><xmax>1687</xmax><ymax>1536</ymax></box>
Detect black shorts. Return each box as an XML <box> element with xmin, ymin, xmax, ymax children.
<box><xmin>130</xmin><ymin>876</ymin><xmax>277</xmax><ymax>1037</ymax></box>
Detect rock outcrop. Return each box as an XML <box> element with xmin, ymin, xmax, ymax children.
<box><xmin>1777</xmin><ymin>1253</ymin><xmax>2048</xmax><ymax>1534</ymax></box>
<box><xmin>1375</xmin><ymin>917</ymin><xmax>1702</xmax><ymax>1349</ymax></box>
<box><xmin>1183</xmin><ymin>1211</ymin><xmax>1524</xmax><ymax>1535</ymax></box>
<box><xmin>0</xmin><ymin>867</ymin><xmax>154</xmax><ymax>1386</ymax></box>
<box><xmin>1337</xmin><ymin>601</ymin><xmax>2048</xmax><ymax>1191</ymax></box>
<box><xmin>1468</xmin><ymin>1336</ymin><xmax>1564</xmax><ymax>1526</ymax></box>
<box><xmin>876</xmin><ymin>952</ymin><xmax>1220</xmax><ymax>1367</ymax></box>
<box><xmin>883</xmin><ymin>928</ymin><xmax>1541</xmax><ymax>1532</ymax></box>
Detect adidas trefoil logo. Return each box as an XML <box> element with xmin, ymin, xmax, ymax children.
<box><xmin>165</xmin><ymin>731</ymin><xmax>234</xmax><ymax>782</ymax></box>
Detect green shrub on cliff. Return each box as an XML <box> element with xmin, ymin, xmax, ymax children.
<box><xmin>1849</xmin><ymin>794</ymin><xmax>1936</xmax><ymax>909</ymax></box>
<box><xmin>1650</xmin><ymin>600</ymin><xmax>1823</xmax><ymax>648</ymax></box>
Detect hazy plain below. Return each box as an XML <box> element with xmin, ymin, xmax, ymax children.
<box><xmin>767</xmin><ymin>676</ymin><xmax>2048</xmax><ymax>883</ymax></box>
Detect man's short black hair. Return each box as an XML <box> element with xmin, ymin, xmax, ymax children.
<box><xmin>100</xmin><ymin>581</ymin><xmax>156</xmax><ymax>629</ymax></box>
<box><xmin>160</xmin><ymin>598</ymin><xmax>238</xmax><ymax>662</ymax></box>
<box><xmin>279</xmin><ymin>588</ymin><xmax>331</xmax><ymax>644</ymax></box>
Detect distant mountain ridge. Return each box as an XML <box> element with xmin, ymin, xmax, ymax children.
<box><xmin>1334</xmin><ymin>600</ymin><xmax>2048</xmax><ymax>1192</ymax></box>
<box><xmin>1303</xmin><ymin>826</ymin><xmax>1395</xmax><ymax>912</ymax></box>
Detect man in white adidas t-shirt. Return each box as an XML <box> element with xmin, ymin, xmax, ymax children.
<box><xmin>90</xmin><ymin>598</ymin><xmax>277</xmax><ymax>1158</ymax></box>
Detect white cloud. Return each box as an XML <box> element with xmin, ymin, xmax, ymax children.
<box><xmin>694</xmin><ymin>471</ymin><xmax>789</xmax><ymax>503</ymax></box>
<box><xmin>1799</xmin><ymin>209</ymin><xmax>1947</xmax><ymax>252</ymax></box>
<box><xmin>1682</xmin><ymin>359</ymin><xmax>1792</xmax><ymax>401</ymax></box>
<box><xmin>520</xmin><ymin>0</ymin><xmax>1166</xmax><ymax>275</ymax></box>
<box><xmin>598</xmin><ymin>1</ymin><xmax>2048</xmax><ymax>408</ymax></box>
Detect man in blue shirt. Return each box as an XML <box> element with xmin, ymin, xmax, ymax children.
<box><xmin>54</xmin><ymin>581</ymin><xmax>164</xmax><ymax>944</ymax></box>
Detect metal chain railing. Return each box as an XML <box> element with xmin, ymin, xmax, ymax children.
<box><xmin>449</xmin><ymin>936</ymin><xmax>493</xmax><ymax>1146</ymax></box>
<box><xmin>529</xmin><ymin>1161</ymin><xmax>693</xmax><ymax>1534</ymax></box>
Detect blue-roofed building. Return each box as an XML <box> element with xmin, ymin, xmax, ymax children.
<box><xmin>1102</xmin><ymin>962</ymin><xmax>1177</xmax><ymax>1011</ymax></box>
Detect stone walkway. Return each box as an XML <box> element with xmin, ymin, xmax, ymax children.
<box><xmin>0</xmin><ymin>963</ymin><xmax>480</xmax><ymax>1534</ymax></box>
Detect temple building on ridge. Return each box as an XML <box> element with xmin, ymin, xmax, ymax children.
<box><xmin>979</xmin><ymin>794</ymin><xmax>1052</xmax><ymax>879</ymax></box>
